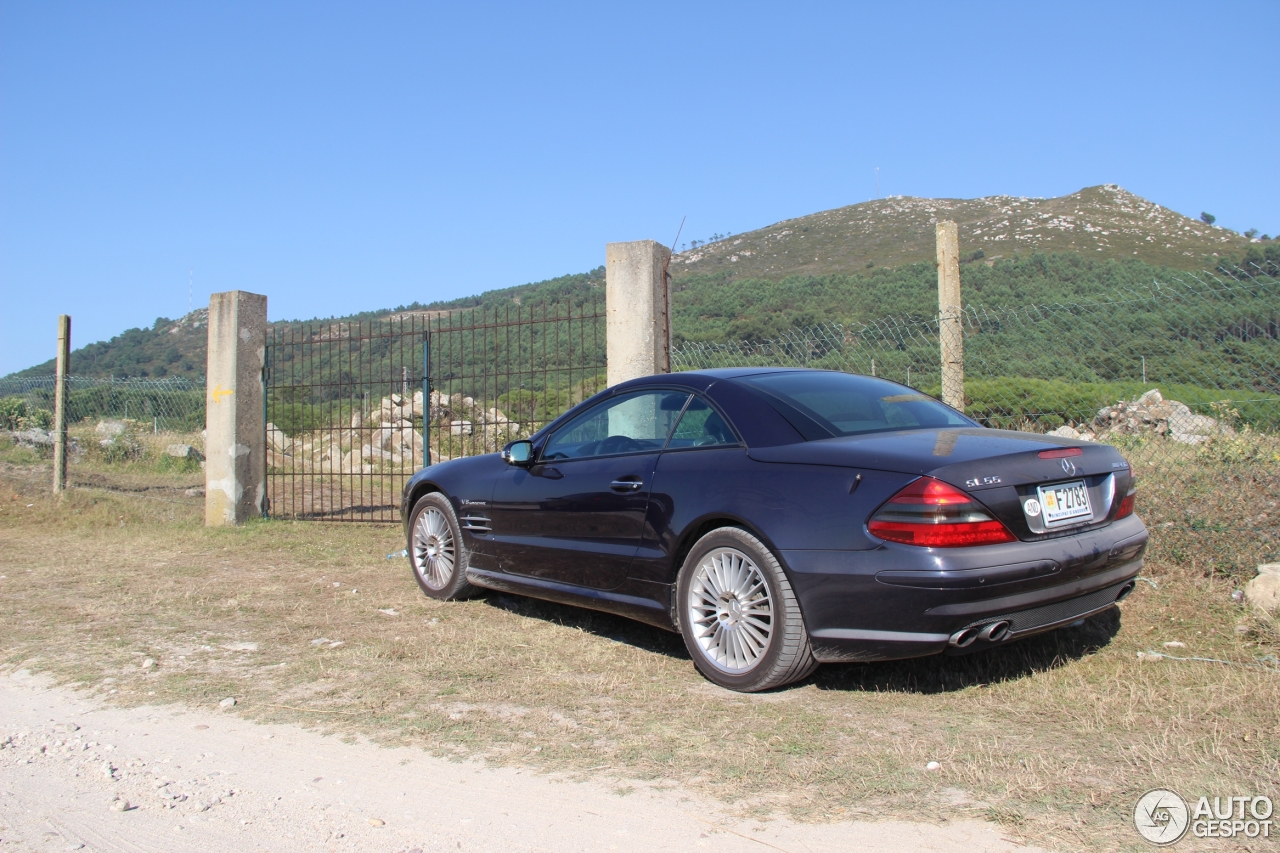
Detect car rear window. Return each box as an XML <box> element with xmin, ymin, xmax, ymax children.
<box><xmin>734</xmin><ymin>371</ymin><xmax>974</xmax><ymax>439</ymax></box>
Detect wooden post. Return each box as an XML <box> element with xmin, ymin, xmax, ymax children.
<box><xmin>936</xmin><ymin>221</ymin><xmax>964</xmax><ymax>411</ymax></box>
<box><xmin>53</xmin><ymin>315</ymin><xmax>71</xmax><ymax>494</ymax></box>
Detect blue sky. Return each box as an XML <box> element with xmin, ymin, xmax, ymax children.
<box><xmin>2</xmin><ymin>1</ymin><xmax>1277</xmax><ymax>375</ymax></box>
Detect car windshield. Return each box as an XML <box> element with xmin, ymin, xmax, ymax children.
<box><xmin>735</xmin><ymin>371</ymin><xmax>975</xmax><ymax>439</ymax></box>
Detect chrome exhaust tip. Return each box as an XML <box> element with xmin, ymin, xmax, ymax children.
<box><xmin>979</xmin><ymin>620</ymin><xmax>1011</xmax><ymax>643</ymax></box>
<box><xmin>949</xmin><ymin>626</ymin><xmax>980</xmax><ymax>648</ymax></box>
<box><xmin>1115</xmin><ymin>580</ymin><xmax>1137</xmax><ymax>602</ymax></box>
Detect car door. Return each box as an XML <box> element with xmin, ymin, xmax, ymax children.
<box><xmin>631</xmin><ymin>394</ymin><xmax>750</xmax><ymax>587</ymax></box>
<box><xmin>488</xmin><ymin>389</ymin><xmax>691</xmax><ymax>589</ymax></box>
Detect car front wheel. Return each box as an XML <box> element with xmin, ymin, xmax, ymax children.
<box><xmin>408</xmin><ymin>492</ymin><xmax>478</xmax><ymax>600</ymax></box>
<box><xmin>676</xmin><ymin>527</ymin><xmax>817</xmax><ymax>692</ymax></box>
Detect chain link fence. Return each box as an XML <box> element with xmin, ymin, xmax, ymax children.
<box><xmin>0</xmin><ymin>375</ymin><xmax>206</xmax><ymax>433</ymax></box>
<box><xmin>672</xmin><ymin>266</ymin><xmax>1280</xmax><ymax>573</ymax></box>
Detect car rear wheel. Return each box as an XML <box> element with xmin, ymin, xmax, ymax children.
<box><xmin>676</xmin><ymin>527</ymin><xmax>818</xmax><ymax>692</ymax></box>
<box><xmin>408</xmin><ymin>493</ymin><xmax>478</xmax><ymax>600</ymax></box>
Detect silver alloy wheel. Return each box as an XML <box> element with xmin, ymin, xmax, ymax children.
<box><xmin>687</xmin><ymin>547</ymin><xmax>774</xmax><ymax>672</ymax></box>
<box><xmin>412</xmin><ymin>507</ymin><xmax>456</xmax><ymax>590</ymax></box>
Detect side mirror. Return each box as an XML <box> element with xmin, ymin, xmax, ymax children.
<box><xmin>502</xmin><ymin>440</ymin><xmax>534</xmax><ymax>466</ymax></box>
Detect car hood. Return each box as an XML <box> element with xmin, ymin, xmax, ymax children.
<box><xmin>746</xmin><ymin>428</ymin><xmax>1129</xmax><ymax>490</ymax></box>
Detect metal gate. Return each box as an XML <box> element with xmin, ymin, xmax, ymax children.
<box><xmin>264</xmin><ymin>295</ymin><xmax>606</xmax><ymax>523</ymax></box>
<box><xmin>264</xmin><ymin>315</ymin><xmax>429</xmax><ymax>522</ymax></box>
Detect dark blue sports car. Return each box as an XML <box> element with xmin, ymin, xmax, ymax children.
<box><xmin>401</xmin><ymin>368</ymin><xmax>1146</xmax><ymax>692</ymax></box>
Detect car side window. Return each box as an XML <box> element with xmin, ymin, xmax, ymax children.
<box><xmin>542</xmin><ymin>390</ymin><xmax>691</xmax><ymax>460</ymax></box>
<box><xmin>666</xmin><ymin>396</ymin><xmax>739</xmax><ymax>449</ymax></box>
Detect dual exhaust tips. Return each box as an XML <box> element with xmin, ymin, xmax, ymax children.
<box><xmin>948</xmin><ymin>620</ymin><xmax>1010</xmax><ymax>649</ymax></box>
<box><xmin>948</xmin><ymin>582</ymin><xmax>1137</xmax><ymax>649</ymax></box>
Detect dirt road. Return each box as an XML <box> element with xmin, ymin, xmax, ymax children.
<box><xmin>0</xmin><ymin>671</ymin><xmax>1041</xmax><ymax>853</ymax></box>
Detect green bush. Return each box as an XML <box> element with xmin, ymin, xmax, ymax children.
<box><xmin>0</xmin><ymin>396</ymin><xmax>53</xmax><ymax>431</ymax></box>
<box><xmin>95</xmin><ymin>430</ymin><xmax>146</xmax><ymax>464</ymax></box>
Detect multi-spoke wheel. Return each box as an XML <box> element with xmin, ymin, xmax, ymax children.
<box><xmin>408</xmin><ymin>493</ymin><xmax>477</xmax><ymax>600</ymax></box>
<box><xmin>677</xmin><ymin>527</ymin><xmax>817</xmax><ymax>692</ymax></box>
<box><xmin>688</xmin><ymin>548</ymin><xmax>774</xmax><ymax>672</ymax></box>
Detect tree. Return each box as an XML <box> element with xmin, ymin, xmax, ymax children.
<box><xmin>1244</xmin><ymin>228</ymin><xmax>1259</xmax><ymax>240</ymax></box>
<box><xmin>1200</xmin><ymin>212</ymin><xmax>1216</xmax><ymax>225</ymax></box>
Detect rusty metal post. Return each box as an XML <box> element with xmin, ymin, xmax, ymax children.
<box><xmin>936</xmin><ymin>221</ymin><xmax>964</xmax><ymax>411</ymax></box>
<box><xmin>53</xmin><ymin>315</ymin><xmax>71</xmax><ymax>494</ymax></box>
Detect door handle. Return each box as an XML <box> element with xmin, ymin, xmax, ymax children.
<box><xmin>610</xmin><ymin>479</ymin><xmax>643</xmax><ymax>492</ymax></box>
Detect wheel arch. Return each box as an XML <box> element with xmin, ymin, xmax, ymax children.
<box><xmin>403</xmin><ymin>478</ymin><xmax>449</xmax><ymax>536</ymax></box>
<box><xmin>666</xmin><ymin>513</ymin><xmax>790</xmax><ymax>631</ymax></box>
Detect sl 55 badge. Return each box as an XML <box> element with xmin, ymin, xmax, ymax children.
<box><xmin>965</xmin><ymin>476</ymin><xmax>1002</xmax><ymax>488</ymax></box>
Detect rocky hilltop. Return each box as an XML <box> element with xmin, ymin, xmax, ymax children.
<box><xmin>673</xmin><ymin>185</ymin><xmax>1252</xmax><ymax>281</ymax></box>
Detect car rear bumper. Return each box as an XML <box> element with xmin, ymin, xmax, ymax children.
<box><xmin>780</xmin><ymin>515</ymin><xmax>1147</xmax><ymax>663</ymax></box>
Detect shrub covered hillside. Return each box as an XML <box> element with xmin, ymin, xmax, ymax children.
<box><xmin>670</xmin><ymin>247</ymin><xmax>1280</xmax><ymax>345</ymax></box>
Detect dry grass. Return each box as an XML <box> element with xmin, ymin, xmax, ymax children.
<box><xmin>0</xmin><ymin>455</ymin><xmax>1277</xmax><ymax>852</ymax></box>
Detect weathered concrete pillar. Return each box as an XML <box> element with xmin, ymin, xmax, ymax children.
<box><xmin>205</xmin><ymin>291</ymin><xmax>267</xmax><ymax>526</ymax></box>
<box><xmin>52</xmin><ymin>315</ymin><xmax>70</xmax><ymax>494</ymax></box>
<box><xmin>606</xmin><ymin>240</ymin><xmax>672</xmax><ymax>388</ymax></box>
<box><xmin>936</xmin><ymin>221</ymin><xmax>964</xmax><ymax>411</ymax></box>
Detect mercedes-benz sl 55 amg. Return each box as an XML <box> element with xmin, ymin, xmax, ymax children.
<box><xmin>400</xmin><ymin>369</ymin><xmax>1146</xmax><ymax>692</ymax></box>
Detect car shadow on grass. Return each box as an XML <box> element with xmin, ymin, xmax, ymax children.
<box><xmin>482</xmin><ymin>593</ymin><xmax>691</xmax><ymax>660</ymax></box>
<box><xmin>812</xmin><ymin>608</ymin><xmax>1123</xmax><ymax>694</ymax></box>
<box><xmin>481</xmin><ymin>591</ymin><xmax>1121</xmax><ymax>694</ymax></box>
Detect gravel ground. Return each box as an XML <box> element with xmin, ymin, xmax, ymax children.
<box><xmin>0</xmin><ymin>670</ymin><xmax>1042</xmax><ymax>853</ymax></box>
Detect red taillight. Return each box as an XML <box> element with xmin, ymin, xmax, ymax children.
<box><xmin>868</xmin><ymin>477</ymin><xmax>1017</xmax><ymax>547</ymax></box>
<box><xmin>1115</xmin><ymin>470</ymin><xmax>1137</xmax><ymax>519</ymax></box>
<box><xmin>1038</xmin><ymin>447</ymin><xmax>1083</xmax><ymax>459</ymax></box>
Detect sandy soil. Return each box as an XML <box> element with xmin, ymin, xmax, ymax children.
<box><xmin>0</xmin><ymin>671</ymin><xmax>1043</xmax><ymax>853</ymax></box>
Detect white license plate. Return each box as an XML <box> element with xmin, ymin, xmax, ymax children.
<box><xmin>1037</xmin><ymin>480</ymin><xmax>1092</xmax><ymax>528</ymax></box>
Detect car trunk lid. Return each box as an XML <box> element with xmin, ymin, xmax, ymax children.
<box><xmin>747</xmin><ymin>428</ymin><xmax>1134</xmax><ymax>540</ymax></box>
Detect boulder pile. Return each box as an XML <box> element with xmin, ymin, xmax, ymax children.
<box><xmin>266</xmin><ymin>390</ymin><xmax>523</xmax><ymax>473</ymax></box>
<box><xmin>1046</xmin><ymin>389</ymin><xmax>1233</xmax><ymax>445</ymax></box>
<box><xmin>11</xmin><ymin>427</ymin><xmax>81</xmax><ymax>458</ymax></box>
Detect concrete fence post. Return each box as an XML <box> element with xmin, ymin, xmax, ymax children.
<box><xmin>936</xmin><ymin>221</ymin><xmax>964</xmax><ymax>411</ymax></box>
<box><xmin>53</xmin><ymin>315</ymin><xmax>70</xmax><ymax>494</ymax></box>
<box><xmin>605</xmin><ymin>240</ymin><xmax>672</xmax><ymax>388</ymax></box>
<box><xmin>205</xmin><ymin>290</ymin><xmax>268</xmax><ymax>526</ymax></box>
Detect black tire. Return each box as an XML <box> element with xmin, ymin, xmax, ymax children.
<box><xmin>407</xmin><ymin>492</ymin><xmax>479</xmax><ymax>600</ymax></box>
<box><xmin>675</xmin><ymin>527</ymin><xmax>818</xmax><ymax>692</ymax></box>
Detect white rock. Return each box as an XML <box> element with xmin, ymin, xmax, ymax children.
<box><xmin>1046</xmin><ymin>425</ymin><xmax>1079</xmax><ymax>439</ymax></box>
<box><xmin>141</xmin><ymin>658</ymin><xmax>156</xmax><ymax>670</ymax></box>
<box><xmin>218</xmin><ymin>697</ymin><xmax>236</xmax><ymax>709</ymax></box>
<box><xmin>110</xmin><ymin>798</ymin><xmax>129</xmax><ymax>812</ymax></box>
<box><xmin>95</xmin><ymin>420</ymin><xmax>126</xmax><ymax>438</ymax></box>
<box><xmin>925</xmin><ymin>761</ymin><xmax>941</xmax><ymax>771</ymax></box>
<box><xmin>1162</xmin><ymin>641</ymin><xmax>1185</xmax><ymax>649</ymax></box>
<box><xmin>166</xmin><ymin>444</ymin><xmax>205</xmax><ymax>461</ymax></box>
<box><xmin>448</xmin><ymin>420</ymin><xmax>473</xmax><ymax>436</ymax></box>
<box><xmin>1244</xmin><ymin>573</ymin><xmax>1280</xmax><ymax>615</ymax></box>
